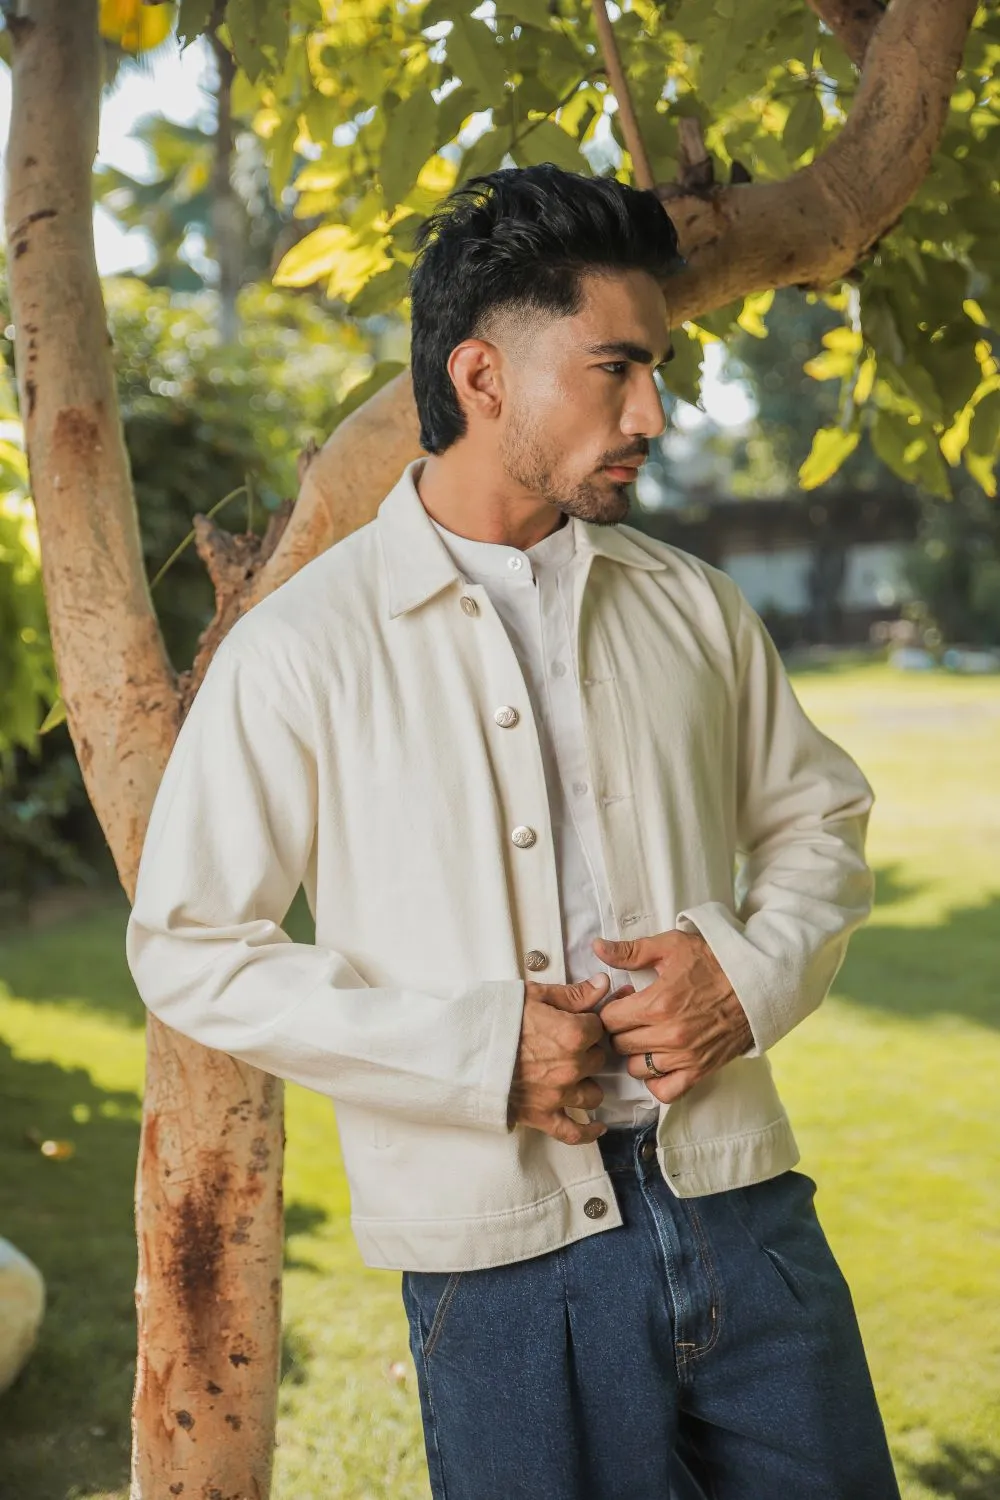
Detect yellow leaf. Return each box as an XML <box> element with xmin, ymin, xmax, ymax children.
<box><xmin>274</xmin><ymin>225</ymin><xmax>358</xmax><ymax>288</ymax></box>
<box><xmin>798</xmin><ymin>426</ymin><xmax>860</xmax><ymax>489</ymax></box>
<box><xmin>853</xmin><ymin>355</ymin><xmax>876</xmax><ymax>405</ymax></box>
<box><xmin>99</xmin><ymin>0</ymin><xmax>173</xmax><ymax>52</ymax></box>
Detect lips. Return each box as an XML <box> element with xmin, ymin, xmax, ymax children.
<box><xmin>604</xmin><ymin>464</ymin><xmax>641</xmax><ymax>480</ymax></box>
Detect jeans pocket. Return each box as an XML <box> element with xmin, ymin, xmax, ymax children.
<box><xmin>406</xmin><ymin>1270</ymin><xmax>465</xmax><ymax>1360</ymax></box>
<box><xmin>730</xmin><ymin>1171</ymin><xmax>833</xmax><ymax>1307</ymax></box>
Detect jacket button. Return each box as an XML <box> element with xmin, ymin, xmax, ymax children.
<box><xmin>459</xmin><ymin>595</ymin><xmax>478</xmax><ymax>616</ymax></box>
<box><xmin>583</xmin><ymin>1197</ymin><xmax>607</xmax><ymax>1219</ymax></box>
<box><xmin>524</xmin><ymin>950</ymin><xmax>548</xmax><ymax>971</ymax></box>
<box><xmin>640</xmin><ymin>1139</ymin><xmax>657</xmax><ymax>1161</ymax></box>
<box><xmin>494</xmin><ymin>706</ymin><xmax>519</xmax><ymax>728</ymax></box>
<box><xmin>511</xmin><ymin>825</ymin><xmax>536</xmax><ymax>848</ymax></box>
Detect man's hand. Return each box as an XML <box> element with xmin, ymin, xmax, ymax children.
<box><xmin>592</xmin><ymin>932</ymin><xmax>753</xmax><ymax>1104</ymax></box>
<box><xmin>509</xmin><ymin>973</ymin><xmax>634</xmax><ymax>1145</ymax></box>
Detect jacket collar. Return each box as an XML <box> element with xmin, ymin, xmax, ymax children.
<box><xmin>377</xmin><ymin>458</ymin><xmax>666</xmax><ymax>619</ymax></box>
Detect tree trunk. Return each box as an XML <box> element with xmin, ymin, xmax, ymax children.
<box><xmin>4</xmin><ymin>5</ymin><xmax>284</xmax><ymax>1495</ymax></box>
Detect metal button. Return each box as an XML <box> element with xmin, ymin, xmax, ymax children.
<box><xmin>640</xmin><ymin>1140</ymin><xmax>657</xmax><ymax>1161</ymax></box>
<box><xmin>506</xmin><ymin>555</ymin><xmax>523</xmax><ymax>571</ymax></box>
<box><xmin>459</xmin><ymin>595</ymin><xmax>478</xmax><ymax>616</ymax></box>
<box><xmin>551</xmin><ymin>661</ymin><xmax>567</xmax><ymax>677</ymax></box>
<box><xmin>494</xmin><ymin>706</ymin><xmax>519</xmax><ymax>728</ymax></box>
<box><xmin>511</xmin><ymin>825</ymin><xmax>536</xmax><ymax>848</ymax></box>
<box><xmin>524</xmin><ymin>950</ymin><xmax>548</xmax><ymax>971</ymax></box>
<box><xmin>583</xmin><ymin>1197</ymin><xmax>607</xmax><ymax>1219</ymax></box>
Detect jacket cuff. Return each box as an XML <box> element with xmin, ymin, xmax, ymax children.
<box><xmin>475</xmin><ymin>980</ymin><xmax>527</xmax><ymax>1132</ymax></box>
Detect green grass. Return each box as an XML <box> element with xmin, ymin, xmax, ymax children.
<box><xmin>0</xmin><ymin>662</ymin><xmax>998</xmax><ymax>1500</ymax></box>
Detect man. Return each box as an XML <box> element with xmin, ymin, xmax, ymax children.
<box><xmin>127</xmin><ymin>164</ymin><xmax>900</xmax><ymax>1498</ymax></box>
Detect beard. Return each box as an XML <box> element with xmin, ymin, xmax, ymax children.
<box><xmin>497</xmin><ymin>402</ymin><xmax>632</xmax><ymax>527</ymax></box>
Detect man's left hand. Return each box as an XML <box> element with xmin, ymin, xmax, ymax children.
<box><xmin>592</xmin><ymin>932</ymin><xmax>754</xmax><ymax>1104</ymax></box>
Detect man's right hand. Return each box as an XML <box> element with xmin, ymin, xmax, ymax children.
<box><xmin>507</xmin><ymin>973</ymin><xmax>620</xmax><ymax>1145</ymax></box>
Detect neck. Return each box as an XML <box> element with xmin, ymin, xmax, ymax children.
<box><xmin>416</xmin><ymin>449</ymin><xmax>568</xmax><ymax>551</ymax></box>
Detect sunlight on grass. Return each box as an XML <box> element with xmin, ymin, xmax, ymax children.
<box><xmin>0</xmin><ymin>663</ymin><xmax>997</xmax><ymax>1499</ymax></box>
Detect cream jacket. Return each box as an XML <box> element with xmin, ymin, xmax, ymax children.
<box><xmin>126</xmin><ymin>459</ymin><xmax>875</xmax><ymax>1273</ymax></box>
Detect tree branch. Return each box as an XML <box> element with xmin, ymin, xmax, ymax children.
<box><xmin>590</xmin><ymin>0</ymin><xmax>654</xmax><ymax>189</ymax></box>
<box><xmin>806</xmin><ymin>0</ymin><xmax>886</xmax><ymax>68</ymax></box>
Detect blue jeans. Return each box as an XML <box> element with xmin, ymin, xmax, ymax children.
<box><xmin>402</xmin><ymin>1123</ymin><xmax>900</xmax><ymax>1499</ymax></box>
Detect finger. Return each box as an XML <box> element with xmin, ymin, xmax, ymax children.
<box><xmin>580</xmin><ymin>1041</ymin><xmax>609</xmax><ymax>1075</ymax></box>
<box><xmin>591</xmin><ymin>935</ymin><xmax>663</xmax><ymax>971</ymax></box>
<box><xmin>626</xmin><ymin>1050</ymin><xmax>692</xmax><ymax>1079</ymax></box>
<box><xmin>645</xmin><ymin>1068</ymin><xmax>701</xmax><ymax>1105</ymax></box>
<box><xmin>550</xmin><ymin>973</ymin><xmax>612</xmax><ymax>1013</ymax></box>
<box><xmin>564</xmin><ymin>1079</ymin><xmax>604</xmax><ymax>1111</ymax></box>
<box><xmin>547</xmin><ymin>1112</ymin><xmax>607</xmax><ymax>1146</ymax></box>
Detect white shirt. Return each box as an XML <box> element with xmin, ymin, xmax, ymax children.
<box><xmin>428</xmin><ymin>509</ymin><xmax>659</xmax><ymax>1129</ymax></box>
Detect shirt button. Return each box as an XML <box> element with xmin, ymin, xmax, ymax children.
<box><xmin>494</xmin><ymin>706</ymin><xmax>519</xmax><ymax>728</ymax></box>
<box><xmin>459</xmin><ymin>595</ymin><xmax>478</xmax><ymax>616</ymax></box>
<box><xmin>583</xmin><ymin>1197</ymin><xmax>608</xmax><ymax>1219</ymax></box>
<box><xmin>572</xmin><ymin>781</ymin><xmax>588</xmax><ymax>796</ymax></box>
<box><xmin>507</xmin><ymin>556</ymin><xmax>523</xmax><ymax>571</ymax></box>
<box><xmin>511</xmin><ymin>825</ymin><xmax>537</xmax><ymax>848</ymax></box>
<box><xmin>551</xmin><ymin>661</ymin><xmax>567</xmax><ymax>677</ymax></box>
<box><xmin>524</xmin><ymin>950</ymin><xmax>548</xmax><ymax>971</ymax></box>
<box><xmin>640</xmin><ymin>1140</ymin><xmax>657</xmax><ymax>1161</ymax></box>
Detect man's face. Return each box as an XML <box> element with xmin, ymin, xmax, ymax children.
<box><xmin>494</xmin><ymin>269</ymin><xmax>672</xmax><ymax>526</ymax></box>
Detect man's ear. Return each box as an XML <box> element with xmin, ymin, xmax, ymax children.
<box><xmin>448</xmin><ymin>338</ymin><xmax>504</xmax><ymax>424</ymax></box>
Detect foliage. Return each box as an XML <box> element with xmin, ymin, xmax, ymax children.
<box><xmin>94</xmin><ymin>112</ymin><xmax>294</xmax><ymax>294</ymax></box>
<box><xmin>1</xmin><ymin>666</ymin><xmax>999</xmax><ymax>1498</ymax></box>
<box><xmin>155</xmin><ymin>0</ymin><xmax>1000</xmax><ymax>495</ymax></box>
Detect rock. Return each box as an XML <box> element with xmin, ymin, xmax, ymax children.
<box><xmin>0</xmin><ymin>1238</ymin><xmax>45</xmax><ymax>1393</ymax></box>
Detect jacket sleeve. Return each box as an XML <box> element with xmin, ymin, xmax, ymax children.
<box><xmin>674</xmin><ymin>585</ymin><xmax>875</xmax><ymax>1055</ymax></box>
<box><xmin>125</xmin><ymin>634</ymin><xmax>524</xmax><ymax>1132</ymax></box>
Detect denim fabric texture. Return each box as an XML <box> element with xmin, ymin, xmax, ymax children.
<box><xmin>402</xmin><ymin>1124</ymin><xmax>900</xmax><ymax>1500</ymax></box>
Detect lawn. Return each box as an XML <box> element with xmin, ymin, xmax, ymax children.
<box><xmin>0</xmin><ymin>662</ymin><xmax>998</xmax><ymax>1500</ymax></box>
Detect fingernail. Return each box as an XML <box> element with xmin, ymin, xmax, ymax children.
<box><xmin>590</xmin><ymin>972</ymin><xmax>610</xmax><ymax>991</ymax></box>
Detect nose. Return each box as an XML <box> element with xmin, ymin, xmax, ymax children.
<box><xmin>621</xmin><ymin>368</ymin><xmax>668</xmax><ymax>442</ymax></box>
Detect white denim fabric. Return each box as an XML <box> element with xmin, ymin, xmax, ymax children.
<box><xmin>126</xmin><ymin>457</ymin><xmax>875</xmax><ymax>1272</ymax></box>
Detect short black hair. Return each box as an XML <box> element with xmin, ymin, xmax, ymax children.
<box><xmin>407</xmin><ymin>164</ymin><xmax>685</xmax><ymax>454</ymax></box>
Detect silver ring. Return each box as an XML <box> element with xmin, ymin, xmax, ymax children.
<box><xmin>645</xmin><ymin>1050</ymin><xmax>668</xmax><ymax>1079</ymax></box>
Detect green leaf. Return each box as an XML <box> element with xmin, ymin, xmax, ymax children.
<box><xmin>515</xmin><ymin>120</ymin><xmax>585</xmax><ymax>173</ymax></box>
<box><xmin>226</xmin><ymin>0</ymin><xmax>266</xmax><ymax>83</ymax></box>
<box><xmin>782</xmin><ymin>90</ymin><xmax>823</xmax><ymax>162</ymax></box>
<box><xmin>348</xmin><ymin>260</ymin><xmax>411</xmax><ymax>318</ymax></box>
<box><xmin>447</xmin><ymin>14</ymin><xmax>508</xmax><ymax>104</ymax></box>
<box><xmin>39</xmin><ymin>697</ymin><xmax>67</xmax><ymax>735</ymax></box>
<box><xmin>969</xmin><ymin>389</ymin><xmax>1000</xmax><ymax>459</ymax></box>
<box><xmin>870</xmin><ymin>408</ymin><xmax>918</xmax><ymax>481</ymax></box>
<box><xmin>798</xmin><ymin>426</ymin><xmax>860</xmax><ymax>489</ymax></box>
<box><xmin>381</xmin><ymin>92</ymin><xmax>440</xmax><ymax>209</ymax></box>
<box><xmin>458</xmin><ymin>127</ymin><xmax>510</xmax><ymax>184</ymax></box>
<box><xmin>658</xmin><ymin>326</ymin><xmax>702</xmax><ymax>407</ymax></box>
<box><xmin>176</xmin><ymin>0</ymin><xmax>215</xmax><ymax>48</ymax></box>
<box><xmin>495</xmin><ymin>0</ymin><xmax>554</xmax><ymax>30</ymax></box>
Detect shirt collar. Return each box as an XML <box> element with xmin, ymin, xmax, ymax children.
<box><xmin>377</xmin><ymin>458</ymin><xmax>667</xmax><ymax>619</ymax></box>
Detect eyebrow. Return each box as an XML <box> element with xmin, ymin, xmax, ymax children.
<box><xmin>583</xmin><ymin>339</ymin><xmax>674</xmax><ymax>367</ymax></box>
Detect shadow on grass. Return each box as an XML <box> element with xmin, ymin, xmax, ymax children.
<box><xmin>836</xmin><ymin>876</ymin><xmax>1000</xmax><ymax>1032</ymax></box>
<box><xmin>0</xmin><ymin>1040</ymin><xmax>139</xmax><ymax>1500</ymax></box>
<box><xmin>898</xmin><ymin>1440</ymin><xmax>1000</xmax><ymax>1499</ymax></box>
<box><xmin>0</xmin><ymin>887</ymin><xmax>315</xmax><ymax>1030</ymax></box>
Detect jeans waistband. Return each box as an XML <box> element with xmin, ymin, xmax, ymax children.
<box><xmin>597</xmin><ymin>1122</ymin><xmax>657</xmax><ymax>1174</ymax></box>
